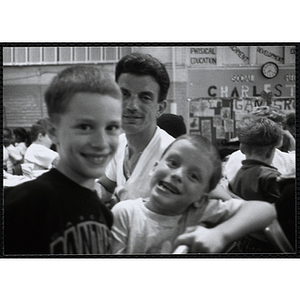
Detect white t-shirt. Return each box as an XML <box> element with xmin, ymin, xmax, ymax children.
<box><xmin>111</xmin><ymin>197</ymin><xmax>244</xmax><ymax>254</ymax></box>
<box><xmin>4</xmin><ymin>144</ymin><xmax>23</xmax><ymax>174</ymax></box>
<box><xmin>15</xmin><ymin>142</ymin><xmax>27</xmax><ymax>158</ymax></box>
<box><xmin>24</xmin><ymin>144</ymin><xmax>59</xmax><ymax>170</ymax></box>
<box><xmin>105</xmin><ymin>127</ymin><xmax>174</xmax><ymax>201</ymax></box>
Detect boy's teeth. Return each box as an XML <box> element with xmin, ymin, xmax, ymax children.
<box><xmin>86</xmin><ymin>155</ymin><xmax>106</xmax><ymax>164</ymax></box>
<box><xmin>159</xmin><ymin>182</ymin><xmax>179</xmax><ymax>194</ymax></box>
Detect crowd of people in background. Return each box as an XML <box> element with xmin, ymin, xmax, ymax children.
<box><xmin>3</xmin><ymin>52</ymin><xmax>296</xmax><ymax>255</ymax></box>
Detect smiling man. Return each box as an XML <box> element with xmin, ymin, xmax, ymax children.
<box><xmin>97</xmin><ymin>53</ymin><xmax>175</xmax><ymax>205</ymax></box>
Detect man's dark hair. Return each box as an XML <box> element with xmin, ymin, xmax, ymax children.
<box><xmin>115</xmin><ymin>52</ymin><xmax>170</xmax><ymax>103</ymax></box>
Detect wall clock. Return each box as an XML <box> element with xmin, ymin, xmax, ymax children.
<box><xmin>261</xmin><ymin>62</ymin><xmax>279</xmax><ymax>79</ymax></box>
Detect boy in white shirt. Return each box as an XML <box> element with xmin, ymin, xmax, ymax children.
<box><xmin>24</xmin><ymin>121</ymin><xmax>59</xmax><ymax>170</ymax></box>
<box><xmin>111</xmin><ymin>134</ymin><xmax>276</xmax><ymax>254</ymax></box>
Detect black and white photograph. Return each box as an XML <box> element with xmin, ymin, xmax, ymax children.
<box><xmin>2</xmin><ymin>44</ymin><xmax>297</xmax><ymax>257</ymax></box>
<box><xmin>1</xmin><ymin>6</ymin><xmax>299</xmax><ymax>296</ymax></box>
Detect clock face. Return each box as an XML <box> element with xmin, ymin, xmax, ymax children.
<box><xmin>261</xmin><ymin>62</ymin><xmax>279</xmax><ymax>79</ymax></box>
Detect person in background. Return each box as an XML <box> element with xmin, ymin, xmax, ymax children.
<box><xmin>229</xmin><ymin>115</ymin><xmax>285</xmax><ymax>253</ymax></box>
<box><xmin>3</xmin><ymin>127</ymin><xmax>23</xmax><ymax>174</ymax></box>
<box><xmin>229</xmin><ymin>115</ymin><xmax>282</xmax><ymax>203</ymax></box>
<box><xmin>4</xmin><ymin>65</ymin><xmax>122</xmax><ymax>254</ymax></box>
<box><xmin>276</xmin><ymin>174</ymin><xmax>295</xmax><ymax>249</ymax></box>
<box><xmin>157</xmin><ymin>113</ymin><xmax>187</xmax><ymax>138</ymax></box>
<box><xmin>224</xmin><ymin>106</ymin><xmax>295</xmax><ymax>183</ymax></box>
<box><xmin>37</xmin><ymin>117</ymin><xmax>58</xmax><ymax>152</ymax></box>
<box><xmin>13</xmin><ymin>127</ymin><xmax>30</xmax><ymax>162</ymax></box>
<box><xmin>284</xmin><ymin>112</ymin><xmax>295</xmax><ymax>138</ymax></box>
<box><xmin>97</xmin><ymin>53</ymin><xmax>175</xmax><ymax>205</ymax></box>
<box><xmin>279</xmin><ymin>112</ymin><xmax>296</xmax><ymax>152</ymax></box>
<box><xmin>24</xmin><ymin>120</ymin><xmax>59</xmax><ymax>171</ymax></box>
<box><xmin>111</xmin><ymin>135</ymin><xmax>276</xmax><ymax>254</ymax></box>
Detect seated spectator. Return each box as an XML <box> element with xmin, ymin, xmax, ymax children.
<box><xmin>224</xmin><ymin>106</ymin><xmax>295</xmax><ymax>182</ymax></box>
<box><xmin>284</xmin><ymin>112</ymin><xmax>295</xmax><ymax>138</ymax></box>
<box><xmin>24</xmin><ymin>120</ymin><xmax>59</xmax><ymax>171</ymax></box>
<box><xmin>279</xmin><ymin>112</ymin><xmax>296</xmax><ymax>152</ymax></box>
<box><xmin>276</xmin><ymin>174</ymin><xmax>295</xmax><ymax>249</ymax></box>
<box><xmin>37</xmin><ymin>117</ymin><xmax>57</xmax><ymax>151</ymax></box>
<box><xmin>229</xmin><ymin>115</ymin><xmax>283</xmax><ymax>253</ymax></box>
<box><xmin>157</xmin><ymin>113</ymin><xmax>187</xmax><ymax>138</ymax></box>
<box><xmin>230</xmin><ymin>115</ymin><xmax>282</xmax><ymax>203</ymax></box>
<box><xmin>3</xmin><ymin>127</ymin><xmax>23</xmax><ymax>174</ymax></box>
<box><xmin>13</xmin><ymin>127</ymin><xmax>30</xmax><ymax>162</ymax></box>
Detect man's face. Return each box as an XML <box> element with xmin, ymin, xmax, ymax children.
<box><xmin>53</xmin><ymin>92</ymin><xmax>121</xmax><ymax>189</ymax></box>
<box><xmin>117</xmin><ymin>73</ymin><xmax>166</xmax><ymax>136</ymax></box>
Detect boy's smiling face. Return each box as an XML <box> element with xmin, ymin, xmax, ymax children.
<box><xmin>52</xmin><ymin>92</ymin><xmax>121</xmax><ymax>189</ymax></box>
<box><xmin>146</xmin><ymin>139</ymin><xmax>213</xmax><ymax>216</ymax></box>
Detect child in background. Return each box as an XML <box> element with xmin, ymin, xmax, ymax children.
<box><xmin>111</xmin><ymin>135</ymin><xmax>276</xmax><ymax>254</ymax></box>
<box><xmin>229</xmin><ymin>115</ymin><xmax>283</xmax><ymax>253</ymax></box>
<box><xmin>3</xmin><ymin>127</ymin><xmax>23</xmax><ymax>174</ymax></box>
<box><xmin>229</xmin><ymin>115</ymin><xmax>282</xmax><ymax>203</ymax></box>
<box><xmin>4</xmin><ymin>65</ymin><xmax>122</xmax><ymax>255</ymax></box>
<box><xmin>13</xmin><ymin>127</ymin><xmax>30</xmax><ymax>162</ymax></box>
<box><xmin>24</xmin><ymin>120</ymin><xmax>59</xmax><ymax>171</ymax></box>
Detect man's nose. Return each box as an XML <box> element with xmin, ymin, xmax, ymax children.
<box><xmin>124</xmin><ymin>95</ymin><xmax>139</xmax><ymax>111</ymax></box>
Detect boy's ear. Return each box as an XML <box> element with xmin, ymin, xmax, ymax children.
<box><xmin>37</xmin><ymin>132</ymin><xmax>43</xmax><ymax>141</ymax></box>
<box><xmin>193</xmin><ymin>193</ymin><xmax>209</xmax><ymax>208</ymax></box>
<box><xmin>239</xmin><ymin>143</ymin><xmax>247</xmax><ymax>155</ymax></box>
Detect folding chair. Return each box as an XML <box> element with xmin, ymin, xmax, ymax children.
<box><xmin>264</xmin><ymin>218</ymin><xmax>294</xmax><ymax>253</ymax></box>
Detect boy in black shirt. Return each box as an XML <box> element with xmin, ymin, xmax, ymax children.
<box><xmin>229</xmin><ymin>114</ymin><xmax>283</xmax><ymax>252</ymax></box>
<box><xmin>4</xmin><ymin>66</ymin><xmax>122</xmax><ymax>255</ymax></box>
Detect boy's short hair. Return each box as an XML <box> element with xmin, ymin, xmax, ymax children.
<box><xmin>251</xmin><ymin>106</ymin><xmax>285</xmax><ymax>124</ymax></box>
<box><xmin>4</xmin><ymin>127</ymin><xmax>13</xmax><ymax>138</ymax></box>
<box><xmin>13</xmin><ymin>127</ymin><xmax>28</xmax><ymax>141</ymax></box>
<box><xmin>238</xmin><ymin>114</ymin><xmax>282</xmax><ymax>156</ymax></box>
<box><xmin>162</xmin><ymin>134</ymin><xmax>222</xmax><ymax>192</ymax></box>
<box><xmin>45</xmin><ymin>66</ymin><xmax>122</xmax><ymax>121</ymax></box>
<box><xmin>285</xmin><ymin>112</ymin><xmax>295</xmax><ymax>128</ymax></box>
<box><xmin>30</xmin><ymin>122</ymin><xmax>47</xmax><ymax>142</ymax></box>
<box><xmin>115</xmin><ymin>52</ymin><xmax>170</xmax><ymax>103</ymax></box>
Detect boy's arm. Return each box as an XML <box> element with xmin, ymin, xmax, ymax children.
<box><xmin>96</xmin><ymin>175</ymin><xmax>117</xmax><ymax>207</ymax></box>
<box><xmin>209</xmin><ymin>182</ymin><xmax>233</xmax><ymax>200</ymax></box>
<box><xmin>173</xmin><ymin>200</ymin><xmax>276</xmax><ymax>253</ymax></box>
<box><xmin>111</xmin><ymin>203</ymin><xmax>130</xmax><ymax>254</ymax></box>
<box><xmin>261</xmin><ymin>173</ymin><xmax>281</xmax><ymax>204</ymax></box>
<box><xmin>7</xmin><ymin>145</ymin><xmax>23</xmax><ymax>163</ymax></box>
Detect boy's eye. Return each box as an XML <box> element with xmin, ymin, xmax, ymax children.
<box><xmin>189</xmin><ymin>172</ymin><xmax>202</xmax><ymax>182</ymax></box>
<box><xmin>189</xmin><ymin>173</ymin><xmax>199</xmax><ymax>181</ymax></box>
<box><xmin>167</xmin><ymin>158</ymin><xmax>178</xmax><ymax>167</ymax></box>
<box><xmin>78</xmin><ymin>124</ymin><xmax>92</xmax><ymax>131</ymax></box>
<box><xmin>107</xmin><ymin>124</ymin><xmax>120</xmax><ymax>133</ymax></box>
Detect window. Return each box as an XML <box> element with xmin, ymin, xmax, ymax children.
<box><xmin>3</xmin><ymin>46</ymin><xmax>134</xmax><ymax>66</ymax></box>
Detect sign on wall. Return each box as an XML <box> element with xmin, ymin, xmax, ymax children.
<box><xmin>188</xmin><ymin>67</ymin><xmax>296</xmax><ymax>99</ymax></box>
<box><xmin>188</xmin><ymin>97</ymin><xmax>295</xmax><ymax>143</ymax></box>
